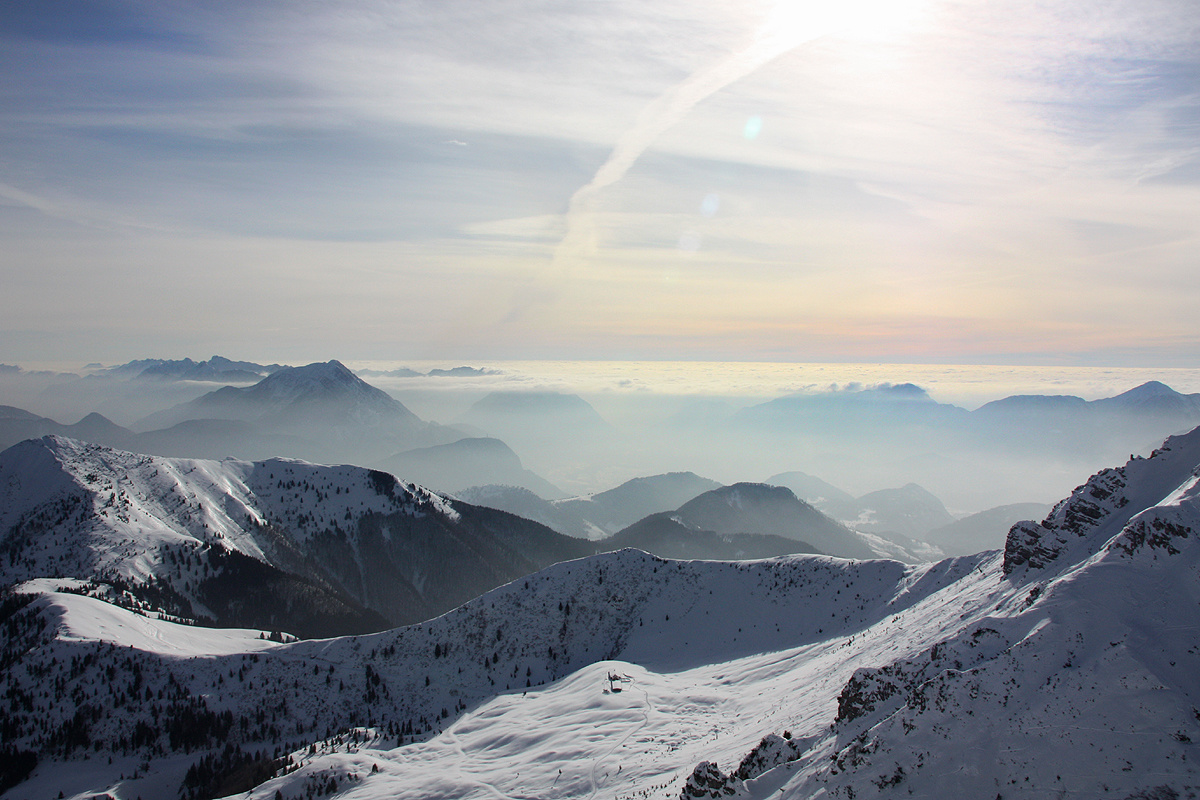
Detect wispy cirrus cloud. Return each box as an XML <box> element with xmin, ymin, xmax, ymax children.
<box><xmin>0</xmin><ymin>0</ymin><xmax>1198</xmax><ymax>364</ymax></box>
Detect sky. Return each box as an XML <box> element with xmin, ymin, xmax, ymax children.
<box><xmin>1</xmin><ymin>0</ymin><xmax>1198</xmax><ymax>367</ymax></box>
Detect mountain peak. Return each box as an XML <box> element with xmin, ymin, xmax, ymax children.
<box><xmin>257</xmin><ymin>359</ymin><xmax>355</xmax><ymax>386</ymax></box>
<box><xmin>675</xmin><ymin>482</ymin><xmax>877</xmax><ymax>559</ymax></box>
<box><xmin>1110</xmin><ymin>380</ymin><xmax>1181</xmax><ymax>401</ymax></box>
<box><xmin>1090</xmin><ymin>380</ymin><xmax>1200</xmax><ymax>416</ymax></box>
<box><xmin>236</xmin><ymin>360</ymin><xmax>412</xmax><ymax>416</ymax></box>
<box><xmin>873</xmin><ymin>382</ymin><xmax>932</xmax><ymax>401</ymax></box>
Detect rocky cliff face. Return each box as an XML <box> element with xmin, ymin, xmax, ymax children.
<box><xmin>1003</xmin><ymin>426</ymin><xmax>1200</xmax><ymax>577</ymax></box>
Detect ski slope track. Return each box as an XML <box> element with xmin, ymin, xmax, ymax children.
<box><xmin>2</xmin><ymin>430</ymin><xmax>1200</xmax><ymax>799</ymax></box>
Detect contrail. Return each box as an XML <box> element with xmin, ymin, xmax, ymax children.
<box><xmin>550</xmin><ymin>2</ymin><xmax>853</xmax><ymax>272</ymax></box>
<box><xmin>501</xmin><ymin>0</ymin><xmax>909</xmax><ymax>324</ymax></box>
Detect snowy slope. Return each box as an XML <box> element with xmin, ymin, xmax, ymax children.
<box><xmin>2</xmin><ymin>548</ymin><xmax>992</xmax><ymax>800</ymax></box>
<box><xmin>5</xmin><ymin>431</ymin><xmax>1200</xmax><ymax>800</ymax></box>
<box><xmin>15</xmin><ymin>579</ymin><xmax>286</xmax><ymax>657</ymax></box>
<box><xmin>264</xmin><ymin>430</ymin><xmax>1200</xmax><ymax>800</ymax></box>
<box><xmin>0</xmin><ymin>436</ymin><xmax>590</xmax><ymax>632</ymax></box>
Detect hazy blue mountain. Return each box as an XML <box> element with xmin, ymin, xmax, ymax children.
<box><xmin>924</xmin><ymin>502</ymin><xmax>1053</xmax><ymax>556</ymax></box>
<box><xmin>95</xmin><ymin>355</ymin><xmax>286</xmax><ymax>382</ymax></box>
<box><xmin>427</xmin><ymin>366</ymin><xmax>499</xmax><ymax>377</ymax></box>
<box><xmin>849</xmin><ymin>483</ymin><xmax>957</xmax><ymax>538</ymax></box>
<box><xmin>454</xmin><ymin>484</ymin><xmax>587</xmax><ymax>536</ymax></box>
<box><xmin>356</xmin><ymin>366</ymin><xmax>424</xmax><ymax>378</ymax></box>
<box><xmin>603</xmin><ymin>511</ymin><xmax>820</xmax><ymax>560</ymax></box>
<box><xmin>375</xmin><ymin>437</ymin><xmax>567</xmax><ymax>500</ymax></box>
<box><xmin>735</xmin><ymin>383</ymin><xmax>968</xmax><ymax>433</ymax></box>
<box><xmin>971</xmin><ymin>380</ymin><xmax>1200</xmax><ymax>429</ymax></box>
<box><xmin>973</xmin><ymin>393</ymin><xmax>1090</xmax><ymax>418</ymax></box>
<box><xmin>136</xmin><ymin>361</ymin><xmax>415</xmax><ymax>428</ymax></box>
<box><xmin>553</xmin><ymin>471</ymin><xmax>723</xmax><ymax>538</ymax></box>
<box><xmin>765</xmin><ymin>470</ymin><xmax>858</xmax><ymax>520</ymax></box>
<box><xmin>674</xmin><ymin>482</ymin><xmax>876</xmax><ymax>560</ymax></box>
<box><xmin>0</xmin><ymin>405</ymin><xmax>138</xmax><ymax>453</ymax></box>
<box><xmin>127</xmin><ymin>361</ymin><xmax>456</xmax><ymax>464</ymax></box>
<box><xmin>1090</xmin><ymin>380</ymin><xmax>1200</xmax><ymax>417</ymax></box>
<box><xmin>460</xmin><ymin>390</ymin><xmax>610</xmax><ymax>445</ymax></box>
<box><xmin>132</xmin><ymin>418</ymin><xmax>313</xmax><ymax>462</ymax></box>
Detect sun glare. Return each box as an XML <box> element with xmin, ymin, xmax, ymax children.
<box><xmin>758</xmin><ymin>0</ymin><xmax>928</xmax><ymax>53</ymax></box>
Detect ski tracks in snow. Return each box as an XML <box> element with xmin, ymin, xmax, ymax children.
<box><xmin>439</xmin><ymin>726</ymin><xmax>527</xmax><ymax>800</ymax></box>
<box><xmin>589</xmin><ymin>674</ymin><xmax>653</xmax><ymax>800</ymax></box>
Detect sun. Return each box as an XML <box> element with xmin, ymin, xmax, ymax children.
<box><xmin>757</xmin><ymin>0</ymin><xmax>929</xmax><ymax>55</ymax></box>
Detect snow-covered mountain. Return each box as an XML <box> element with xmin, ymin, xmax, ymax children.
<box><xmin>1003</xmin><ymin>424</ymin><xmax>1200</xmax><ymax>576</ymax></box>
<box><xmin>0</xmin><ymin>436</ymin><xmax>590</xmax><ymax>633</ymax></box>
<box><xmin>5</xmin><ymin>430</ymin><xmax>1200</xmax><ymax>799</ymax></box>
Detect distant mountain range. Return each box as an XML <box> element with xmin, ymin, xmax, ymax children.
<box><xmin>356</xmin><ymin>365</ymin><xmax>501</xmax><ymax>378</ymax></box>
<box><xmin>739</xmin><ymin>379</ymin><xmax>1200</xmax><ymax>431</ymax></box>
<box><xmin>135</xmin><ymin>360</ymin><xmax>421</xmax><ymax>431</ymax></box>
<box><xmin>769</xmin><ymin>472</ymin><xmax>955</xmax><ymax>536</ymax></box>
<box><xmin>979</xmin><ymin>379</ymin><xmax>1200</xmax><ymax>419</ymax></box>
<box><xmin>552</xmin><ymin>471</ymin><xmax>724</xmax><ymax>537</ymax></box>
<box><xmin>0</xmin><ymin>361</ymin><xmax>461</xmax><ymax>466</ymax></box>
<box><xmin>0</xmin><ymin>404</ymin><xmax>140</xmax><ymax>452</ymax></box>
<box><xmin>7</xmin><ymin>357</ymin><xmax>1200</xmax><ymax>515</ymax></box>
<box><xmin>923</xmin><ymin>501</ymin><xmax>1053</xmax><ymax>556</ymax></box>
<box><xmin>462</xmin><ymin>477</ymin><xmax>914</xmax><ymax>562</ymax></box>
<box><xmin>735</xmin><ymin>382</ymin><xmax>968</xmax><ymax>434</ymax></box>
<box><xmin>93</xmin><ymin>355</ymin><xmax>289</xmax><ymax>382</ymax></box>
<box><xmin>4</xmin><ymin>428</ymin><xmax>1200</xmax><ymax>799</ymax></box>
<box><xmin>602</xmin><ymin>512</ymin><xmax>819</xmax><ymax>561</ymax></box>
<box><xmin>456</xmin><ymin>391</ymin><xmax>613</xmax><ymax>463</ymax></box>
<box><xmin>736</xmin><ymin>380</ymin><xmax>1200</xmax><ymax>476</ymax></box>
<box><xmin>597</xmin><ymin>481</ymin><xmax>874</xmax><ymax>562</ymax></box>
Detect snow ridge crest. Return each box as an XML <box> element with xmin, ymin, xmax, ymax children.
<box><xmin>1002</xmin><ymin>425</ymin><xmax>1200</xmax><ymax>577</ymax></box>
